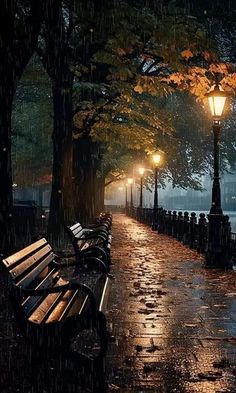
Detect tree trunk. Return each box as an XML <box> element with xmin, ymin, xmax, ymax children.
<box><xmin>94</xmin><ymin>176</ymin><xmax>105</xmax><ymax>215</ymax></box>
<box><xmin>42</xmin><ymin>1</ymin><xmax>76</xmax><ymax>245</ymax></box>
<box><xmin>73</xmin><ymin>136</ymin><xmax>96</xmax><ymax>225</ymax></box>
<box><xmin>0</xmin><ymin>83</ymin><xmax>14</xmax><ymax>256</ymax></box>
<box><xmin>47</xmin><ymin>80</ymin><xmax>74</xmax><ymax>244</ymax></box>
<box><xmin>0</xmin><ymin>2</ymin><xmax>45</xmax><ymax>256</ymax></box>
<box><xmin>73</xmin><ymin>136</ymin><xmax>105</xmax><ymax>225</ymax></box>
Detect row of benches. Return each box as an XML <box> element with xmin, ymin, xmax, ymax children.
<box><xmin>1</xmin><ymin>212</ymin><xmax>112</xmax><ymax>390</ymax></box>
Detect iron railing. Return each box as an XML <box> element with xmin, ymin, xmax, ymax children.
<box><xmin>126</xmin><ymin>206</ymin><xmax>235</xmax><ymax>263</ymax></box>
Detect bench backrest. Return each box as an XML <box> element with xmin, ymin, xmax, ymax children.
<box><xmin>1</xmin><ymin>236</ymin><xmax>109</xmax><ymax>333</ymax></box>
<box><xmin>65</xmin><ymin>223</ymin><xmax>89</xmax><ymax>251</ymax></box>
<box><xmin>2</xmin><ymin>238</ymin><xmax>54</xmax><ymax>289</ymax></box>
<box><xmin>67</xmin><ymin>223</ymin><xmax>84</xmax><ymax>239</ymax></box>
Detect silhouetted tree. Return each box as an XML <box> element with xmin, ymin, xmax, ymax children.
<box><xmin>0</xmin><ymin>1</ymin><xmax>46</xmax><ymax>256</ymax></box>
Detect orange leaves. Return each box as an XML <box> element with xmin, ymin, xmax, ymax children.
<box><xmin>189</xmin><ymin>66</ymin><xmax>206</xmax><ymax>76</ymax></box>
<box><xmin>181</xmin><ymin>49</ymin><xmax>194</xmax><ymax>60</ymax></box>
<box><xmin>202</xmin><ymin>51</ymin><xmax>217</xmax><ymax>62</ymax></box>
<box><xmin>134</xmin><ymin>84</ymin><xmax>144</xmax><ymax>93</ymax></box>
<box><xmin>134</xmin><ymin>76</ymin><xmax>172</xmax><ymax>96</ymax></box>
<box><xmin>222</xmin><ymin>73</ymin><xmax>236</xmax><ymax>91</ymax></box>
<box><xmin>209</xmin><ymin>63</ymin><xmax>230</xmax><ymax>75</ymax></box>
<box><xmin>134</xmin><ymin>76</ymin><xmax>156</xmax><ymax>95</ymax></box>
<box><xmin>116</xmin><ymin>47</ymin><xmax>126</xmax><ymax>56</ymax></box>
<box><xmin>163</xmin><ymin>62</ymin><xmax>236</xmax><ymax>101</ymax></box>
<box><xmin>123</xmin><ymin>94</ymin><xmax>132</xmax><ymax>103</ymax></box>
<box><xmin>168</xmin><ymin>72</ymin><xmax>185</xmax><ymax>86</ymax></box>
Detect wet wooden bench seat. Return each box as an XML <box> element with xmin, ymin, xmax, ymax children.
<box><xmin>2</xmin><ymin>238</ymin><xmax>110</xmax><ymax>354</ymax></box>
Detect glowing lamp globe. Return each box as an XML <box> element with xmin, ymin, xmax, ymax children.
<box><xmin>138</xmin><ymin>167</ymin><xmax>145</xmax><ymax>176</ymax></box>
<box><xmin>127</xmin><ymin>178</ymin><xmax>134</xmax><ymax>185</ymax></box>
<box><xmin>152</xmin><ymin>153</ymin><xmax>161</xmax><ymax>166</ymax></box>
<box><xmin>206</xmin><ymin>84</ymin><xmax>227</xmax><ymax>119</ymax></box>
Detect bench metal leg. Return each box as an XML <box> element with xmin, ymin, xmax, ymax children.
<box><xmin>96</xmin><ymin>312</ymin><xmax>108</xmax><ymax>357</ymax></box>
<box><xmin>92</xmin><ymin>355</ymin><xmax>108</xmax><ymax>393</ymax></box>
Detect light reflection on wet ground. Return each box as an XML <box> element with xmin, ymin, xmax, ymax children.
<box><xmin>107</xmin><ymin>213</ymin><xmax>236</xmax><ymax>392</ymax></box>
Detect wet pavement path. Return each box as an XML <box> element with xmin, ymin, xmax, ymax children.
<box><xmin>106</xmin><ymin>213</ymin><xmax>236</xmax><ymax>393</ymax></box>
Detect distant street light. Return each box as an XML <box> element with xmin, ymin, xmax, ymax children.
<box><xmin>138</xmin><ymin>167</ymin><xmax>145</xmax><ymax>208</ymax></box>
<box><xmin>127</xmin><ymin>177</ymin><xmax>134</xmax><ymax>208</ymax></box>
<box><xmin>152</xmin><ymin>153</ymin><xmax>162</xmax><ymax>230</ymax></box>
<box><xmin>205</xmin><ymin>81</ymin><xmax>232</xmax><ymax>268</ymax></box>
<box><xmin>125</xmin><ymin>183</ymin><xmax>128</xmax><ymax>212</ymax></box>
<box><xmin>152</xmin><ymin>153</ymin><xmax>161</xmax><ymax>210</ymax></box>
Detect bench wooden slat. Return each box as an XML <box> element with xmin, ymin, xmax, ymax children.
<box><xmin>77</xmin><ymin>239</ymin><xmax>87</xmax><ymax>248</ymax></box>
<box><xmin>73</xmin><ymin>227</ymin><xmax>84</xmax><ymax>238</ymax></box>
<box><xmin>80</xmin><ymin>239</ymin><xmax>103</xmax><ymax>251</ymax></box>
<box><xmin>16</xmin><ymin>252</ymin><xmax>54</xmax><ymax>289</ymax></box>
<box><xmin>67</xmin><ymin>294</ymin><xmax>88</xmax><ymax>318</ymax></box>
<box><xmin>10</xmin><ymin>245</ymin><xmax>52</xmax><ymax>280</ymax></box>
<box><xmin>70</xmin><ymin>223</ymin><xmax>82</xmax><ymax>232</ymax></box>
<box><xmin>28</xmin><ymin>277</ymin><xmax>67</xmax><ymax>324</ymax></box>
<box><xmin>21</xmin><ymin>269</ymin><xmax>58</xmax><ymax>317</ymax></box>
<box><xmin>45</xmin><ymin>289</ymin><xmax>74</xmax><ymax>323</ymax></box>
<box><xmin>46</xmin><ymin>289</ymin><xmax>87</xmax><ymax>323</ymax></box>
<box><xmin>29</xmin><ymin>293</ymin><xmax>63</xmax><ymax>324</ymax></box>
<box><xmin>3</xmin><ymin>238</ymin><xmax>48</xmax><ymax>269</ymax></box>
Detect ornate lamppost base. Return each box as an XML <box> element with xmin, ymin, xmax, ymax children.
<box><xmin>151</xmin><ymin>208</ymin><xmax>158</xmax><ymax>231</ymax></box>
<box><xmin>205</xmin><ymin>213</ymin><xmax>232</xmax><ymax>269</ymax></box>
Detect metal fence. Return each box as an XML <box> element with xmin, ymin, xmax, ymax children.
<box><xmin>126</xmin><ymin>206</ymin><xmax>236</xmax><ymax>263</ymax></box>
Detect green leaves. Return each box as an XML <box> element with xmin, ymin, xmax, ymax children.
<box><xmin>12</xmin><ymin>56</ymin><xmax>53</xmax><ymax>186</ymax></box>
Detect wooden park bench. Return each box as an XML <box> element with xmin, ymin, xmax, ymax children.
<box><xmin>64</xmin><ymin>221</ymin><xmax>112</xmax><ymax>272</ymax></box>
<box><xmin>1</xmin><ymin>238</ymin><xmax>110</xmax><ymax>367</ymax></box>
<box><xmin>91</xmin><ymin>212</ymin><xmax>112</xmax><ymax>231</ymax></box>
<box><xmin>80</xmin><ymin>212</ymin><xmax>112</xmax><ymax>240</ymax></box>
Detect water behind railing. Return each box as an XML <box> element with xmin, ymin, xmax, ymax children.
<box><xmin>167</xmin><ymin>210</ymin><xmax>236</xmax><ymax>232</ymax></box>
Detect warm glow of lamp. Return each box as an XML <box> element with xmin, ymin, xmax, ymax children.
<box><xmin>118</xmin><ymin>186</ymin><xmax>124</xmax><ymax>191</ymax></box>
<box><xmin>138</xmin><ymin>167</ymin><xmax>145</xmax><ymax>176</ymax></box>
<box><xmin>127</xmin><ymin>178</ymin><xmax>134</xmax><ymax>185</ymax></box>
<box><xmin>152</xmin><ymin>153</ymin><xmax>161</xmax><ymax>166</ymax></box>
<box><xmin>206</xmin><ymin>84</ymin><xmax>227</xmax><ymax>118</ymax></box>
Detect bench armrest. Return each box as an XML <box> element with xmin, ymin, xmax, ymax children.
<box><xmin>83</xmin><ymin>229</ymin><xmax>94</xmax><ymax>234</ymax></box>
<box><xmin>79</xmin><ymin>256</ymin><xmax>108</xmax><ymax>273</ymax></box>
<box><xmin>18</xmin><ymin>281</ymin><xmax>98</xmax><ymax>311</ymax></box>
<box><xmin>53</xmin><ymin>253</ymin><xmax>77</xmax><ymax>267</ymax></box>
<box><xmin>79</xmin><ymin>246</ymin><xmax>108</xmax><ymax>262</ymax></box>
<box><xmin>54</xmin><ymin>252</ymin><xmax>76</xmax><ymax>259</ymax></box>
<box><xmin>52</xmin><ymin>259</ymin><xmax>77</xmax><ymax>268</ymax></box>
<box><xmin>71</xmin><ymin>232</ymin><xmax>107</xmax><ymax>243</ymax></box>
<box><xmin>83</xmin><ymin>232</ymin><xmax>107</xmax><ymax>242</ymax></box>
<box><xmin>84</xmin><ymin>225</ymin><xmax>108</xmax><ymax>232</ymax></box>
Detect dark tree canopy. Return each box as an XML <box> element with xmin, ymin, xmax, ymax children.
<box><xmin>0</xmin><ymin>0</ymin><xmax>236</xmax><ymax>252</ymax></box>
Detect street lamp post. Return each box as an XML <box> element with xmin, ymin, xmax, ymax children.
<box><xmin>137</xmin><ymin>167</ymin><xmax>145</xmax><ymax>221</ymax></box>
<box><xmin>154</xmin><ymin>166</ymin><xmax>158</xmax><ymax>209</ymax></box>
<box><xmin>205</xmin><ymin>82</ymin><xmax>232</xmax><ymax>268</ymax></box>
<box><xmin>152</xmin><ymin>153</ymin><xmax>161</xmax><ymax>230</ymax></box>
<box><xmin>118</xmin><ymin>186</ymin><xmax>124</xmax><ymax>210</ymax></box>
<box><xmin>125</xmin><ymin>183</ymin><xmax>128</xmax><ymax>212</ymax></box>
<box><xmin>138</xmin><ymin>167</ymin><xmax>145</xmax><ymax>208</ymax></box>
<box><xmin>127</xmin><ymin>178</ymin><xmax>134</xmax><ymax>215</ymax></box>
